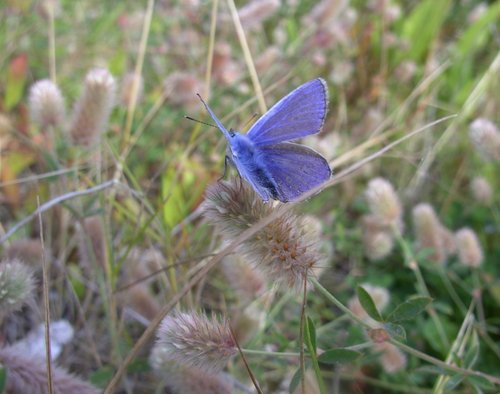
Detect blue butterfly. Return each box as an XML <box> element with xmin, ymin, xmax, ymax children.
<box><xmin>199</xmin><ymin>78</ymin><xmax>331</xmax><ymax>203</ymax></box>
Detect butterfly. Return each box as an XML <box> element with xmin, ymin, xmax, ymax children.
<box><xmin>198</xmin><ymin>78</ymin><xmax>331</xmax><ymax>203</ymax></box>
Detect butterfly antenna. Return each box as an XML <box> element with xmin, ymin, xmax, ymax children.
<box><xmin>243</xmin><ymin>112</ymin><xmax>260</xmax><ymax>130</ymax></box>
<box><xmin>184</xmin><ymin>115</ymin><xmax>218</xmax><ymax>129</ymax></box>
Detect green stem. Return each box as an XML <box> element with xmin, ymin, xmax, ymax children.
<box><xmin>312</xmin><ymin>278</ymin><xmax>500</xmax><ymax>386</ymax></box>
<box><xmin>391</xmin><ymin>225</ymin><xmax>450</xmax><ymax>349</ymax></box>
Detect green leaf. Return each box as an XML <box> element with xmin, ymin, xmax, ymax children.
<box><xmin>466</xmin><ymin>375</ymin><xmax>494</xmax><ymax>390</ymax></box>
<box><xmin>387</xmin><ymin>296</ymin><xmax>432</xmax><ymax>322</ymax></box>
<box><xmin>289</xmin><ymin>368</ymin><xmax>301</xmax><ymax>394</ymax></box>
<box><xmin>383</xmin><ymin>323</ymin><xmax>406</xmax><ymax>341</ymax></box>
<box><xmin>305</xmin><ymin>316</ymin><xmax>317</xmax><ymax>355</ymax></box>
<box><xmin>5</xmin><ymin>54</ymin><xmax>28</xmax><ymax>110</ymax></box>
<box><xmin>356</xmin><ymin>286</ymin><xmax>384</xmax><ymax>322</ymax></box>
<box><xmin>90</xmin><ymin>365</ymin><xmax>114</xmax><ymax>388</ymax></box>
<box><xmin>444</xmin><ymin>374</ymin><xmax>464</xmax><ymax>391</ymax></box>
<box><xmin>318</xmin><ymin>348</ymin><xmax>362</xmax><ymax>365</ymax></box>
<box><xmin>400</xmin><ymin>0</ymin><xmax>452</xmax><ymax>61</ymax></box>
<box><xmin>464</xmin><ymin>329</ymin><xmax>480</xmax><ymax>368</ymax></box>
<box><xmin>0</xmin><ymin>366</ymin><xmax>6</xmax><ymax>393</ymax></box>
<box><xmin>456</xmin><ymin>2</ymin><xmax>500</xmax><ymax>57</ymax></box>
<box><xmin>303</xmin><ymin>316</ymin><xmax>327</xmax><ymax>394</ymax></box>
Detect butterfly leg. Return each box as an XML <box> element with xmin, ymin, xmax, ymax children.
<box><xmin>218</xmin><ymin>156</ymin><xmax>231</xmax><ymax>182</ymax></box>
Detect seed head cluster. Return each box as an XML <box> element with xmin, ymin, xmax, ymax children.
<box><xmin>469</xmin><ymin>118</ymin><xmax>500</xmax><ymax>161</ymax></box>
<box><xmin>70</xmin><ymin>68</ymin><xmax>116</xmax><ymax>146</ymax></box>
<box><xmin>28</xmin><ymin>79</ymin><xmax>66</xmax><ymax>128</ymax></box>
<box><xmin>412</xmin><ymin>203</ymin><xmax>455</xmax><ymax>265</ymax></box>
<box><xmin>203</xmin><ymin>179</ymin><xmax>322</xmax><ymax>289</ymax></box>
<box><xmin>0</xmin><ymin>259</ymin><xmax>36</xmax><ymax>320</ymax></box>
<box><xmin>361</xmin><ymin>178</ymin><xmax>403</xmax><ymax>260</ymax></box>
<box><xmin>455</xmin><ymin>228</ymin><xmax>483</xmax><ymax>268</ymax></box>
<box><xmin>156</xmin><ymin>311</ymin><xmax>237</xmax><ymax>373</ymax></box>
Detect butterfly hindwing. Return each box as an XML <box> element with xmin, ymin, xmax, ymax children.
<box><xmin>256</xmin><ymin>142</ymin><xmax>331</xmax><ymax>202</ymax></box>
<box><xmin>247</xmin><ymin>78</ymin><xmax>328</xmax><ymax>147</ymax></box>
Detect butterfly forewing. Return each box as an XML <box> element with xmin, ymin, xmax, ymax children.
<box><xmin>247</xmin><ymin>78</ymin><xmax>328</xmax><ymax>147</ymax></box>
<box><xmin>257</xmin><ymin>142</ymin><xmax>331</xmax><ymax>202</ymax></box>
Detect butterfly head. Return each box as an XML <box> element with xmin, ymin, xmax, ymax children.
<box><xmin>227</xmin><ymin>132</ymin><xmax>255</xmax><ymax>160</ymax></box>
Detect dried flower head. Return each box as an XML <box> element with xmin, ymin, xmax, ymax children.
<box><xmin>238</xmin><ymin>0</ymin><xmax>280</xmax><ymax>30</ymax></box>
<box><xmin>77</xmin><ymin>216</ymin><xmax>107</xmax><ymax>271</ymax></box>
<box><xmin>364</xmin><ymin>229</ymin><xmax>394</xmax><ymax>261</ymax></box>
<box><xmin>412</xmin><ymin>203</ymin><xmax>448</xmax><ymax>265</ymax></box>
<box><xmin>455</xmin><ymin>228</ymin><xmax>483</xmax><ymax>268</ymax></box>
<box><xmin>156</xmin><ymin>311</ymin><xmax>237</xmax><ymax>373</ymax></box>
<box><xmin>149</xmin><ymin>349</ymin><xmax>233</xmax><ymax>394</ymax></box>
<box><xmin>348</xmin><ymin>284</ymin><xmax>390</xmax><ymax>325</ymax></box>
<box><xmin>119</xmin><ymin>282</ymin><xmax>160</xmax><ymax>321</ymax></box>
<box><xmin>361</xmin><ymin>214</ymin><xmax>396</xmax><ymax>261</ymax></box>
<box><xmin>0</xmin><ymin>346</ymin><xmax>100</xmax><ymax>394</ymax></box>
<box><xmin>221</xmin><ymin>255</ymin><xmax>266</xmax><ymax>302</ymax></box>
<box><xmin>305</xmin><ymin>0</ymin><xmax>349</xmax><ymax>27</ymax></box>
<box><xmin>255</xmin><ymin>46</ymin><xmax>282</xmax><ymax>74</ymax></box>
<box><xmin>469</xmin><ymin>118</ymin><xmax>500</xmax><ymax>161</ymax></box>
<box><xmin>365</xmin><ymin>178</ymin><xmax>402</xmax><ymax>227</ymax></box>
<box><xmin>163</xmin><ymin>72</ymin><xmax>202</xmax><ymax>110</ymax></box>
<box><xmin>28</xmin><ymin>79</ymin><xmax>65</xmax><ymax>128</ymax></box>
<box><xmin>470</xmin><ymin>177</ymin><xmax>493</xmax><ymax>205</ymax></box>
<box><xmin>394</xmin><ymin>60</ymin><xmax>417</xmax><ymax>83</ymax></box>
<box><xmin>374</xmin><ymin>342</ymin><xmax>407</xmax><ymax>373</ymax></box>
<box><xmin>203</xmin><ymin>179</ymin><xmax>322</xmax><ymax>289</ymax></box>
<box><xmin>120</xmin><ymin>72</ymin><xmax>144</xmax><ymax>107</ymax></box>
<box><xmin>329</xmin><ymin>61</ymin><xmax>354</xmax><ymax>85</ymax></box>
<box><xmin>0</xmin><ymin>259</ymin><xmax>36</xmax><ymax>320</ymax></box>
<box><xmin>70</xmin><ymin>68</ymin><xmax>116</xmax><ymax>146</ymax></box>
<box><xmin>4</xmin><ymin>238</ymin><xmax>47</xmax><ymax>266</ymax></box>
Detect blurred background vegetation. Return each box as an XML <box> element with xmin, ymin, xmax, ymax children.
<box><xmin>0</xmin><ymin>0</ymin><xmax>498</xmax><ymax>393</ymax></box>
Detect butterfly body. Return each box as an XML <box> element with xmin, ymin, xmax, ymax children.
<box><xmin>199</xmin><ymin>78</ymin><xmax>331</xmax><ymax>203</ymax></box>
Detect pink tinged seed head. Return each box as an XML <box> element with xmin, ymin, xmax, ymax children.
<box><xmin>156</xmin><ymin>311</ymin><xmax>237</xmax><ymax>374</ymax></box>
<box><xmin>28</xmin><ymin>79</ymin><xmax>66</xmax><ymax>128</ymax></box>
<box><xmin>69</xmin><ymin>68</ymin><xmax>116</xmax><ymax>147</ymax></box>
<box><xmin>365</xmin><ymin>178</ymin><xmax>402</xmax><ymax>227</ymax></box>
<box><xmin>455</xmin><ymin>228</ymin><xmax>483</xmax><ymax>268</ymax></box>
<box><xmin>469</xmin><ymin>118</ymin><xmax>500</xmax><ymax>161</ymax></box>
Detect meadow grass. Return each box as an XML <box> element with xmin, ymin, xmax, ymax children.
<box><xmin>0</xmin><ymin>0</ymin><xmax>499</xmax><ymax>393</ymax></box>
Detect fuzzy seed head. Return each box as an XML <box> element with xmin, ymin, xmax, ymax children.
<box><xmin>469</xmin><ymin>118</ymin><xmax>500</xmax><ymax>161</ymax></box>
<box><xmin>238</xmin><ymin>0</ymin><xmax>281</xmax><ymax>30</ymax></box>
<box><xmin>221</xmin><ymin>255</ymin><xmax>266</xmax><ymax>302</ymax></box>
<box><xmin>77</xmin><ymin>216</ymin><xmax>107</xmax><ymax>271</ymax></box>
<box><xmin>4</xmin><ymin>238</ymin><xmax>47</xmax><ymax>266</ymax></box>
<box><xmin>156</xmin><ymin>311</ymin><xmax>237</xmax><ymax>373</ymax></box>
<box><xmin>203</xmin><ymin>179</ymin><xmax>322</xmax><ymax>289</ymax></box>
<box><xmin>470</xmin><ymin>177</ymin><xmax>493</xmax><ymax>205</ymax></box>
<box><xmin>149</xmin><ymin>349</ymin><xmax>233</xmax><ymax>394</ymax></box>
<box><xmin>0</xmin><ymin>259</ymin><xmax>36</xmax><ymax>320</ymax></box>
<box><xmin>361</xmin><ymin>214</ymin><xmax>395</xmax><ymax>261</ymax></box>
<box><xmin>70</xmin><ymin>68</ymin><xmax>116</xmax><ymax>147</ymax></box>
<box><xmin>364</xmin><ymin>230</ymin><xmax>394</xmax><ymax>261</ymax></box>
<box><xmin>120</xmin><ymin>72</ymin><xmax>144</xmax><ymax>107</ymax></box>
<box><xmin>412</xmin><ymin>203</ymin><xmax>447</xmax><ymax>265</ymax></box>
<box><xmin>163</xmin><ymin>72</ymin><xmax>202</xmax><ymax>110</ymax></box>
<box><xmin>28</xmin><ymin>79</ymin><xmax>65</xmax><ymax>128</ymax></box>
<box><xmin>0</xmin><ymin>346</ymin><xmax>100</xmax><ymax>394</ymax></box>
<box><xmin>365</xmin><ymin>178</ymin><xmax>402</xmax><ymax>226</ymax></box>
<box><xmin>455</xmin><ymin>228</ymin><xmax>483</xmax><ymax>268</ymax></box>
<box><xmin>374</xmin><ymin>342</ymin><xmax>407</xmax><ymax>373</ymax></box>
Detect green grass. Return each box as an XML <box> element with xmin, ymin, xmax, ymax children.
<box><xmin>0</xmin><ymin>0</ymin><xmax>499</xmax><ymax>393</ymax></box>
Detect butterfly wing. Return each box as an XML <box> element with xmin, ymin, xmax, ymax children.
<box><xmin>247</xmin><ymin>78</ymin><xmax>328</xmax><ymax>147</ymax></box>
<box><xmin>257</xmin><ymin>142</ymin><xmax>331</xmax><ymax>202</ymax></box>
